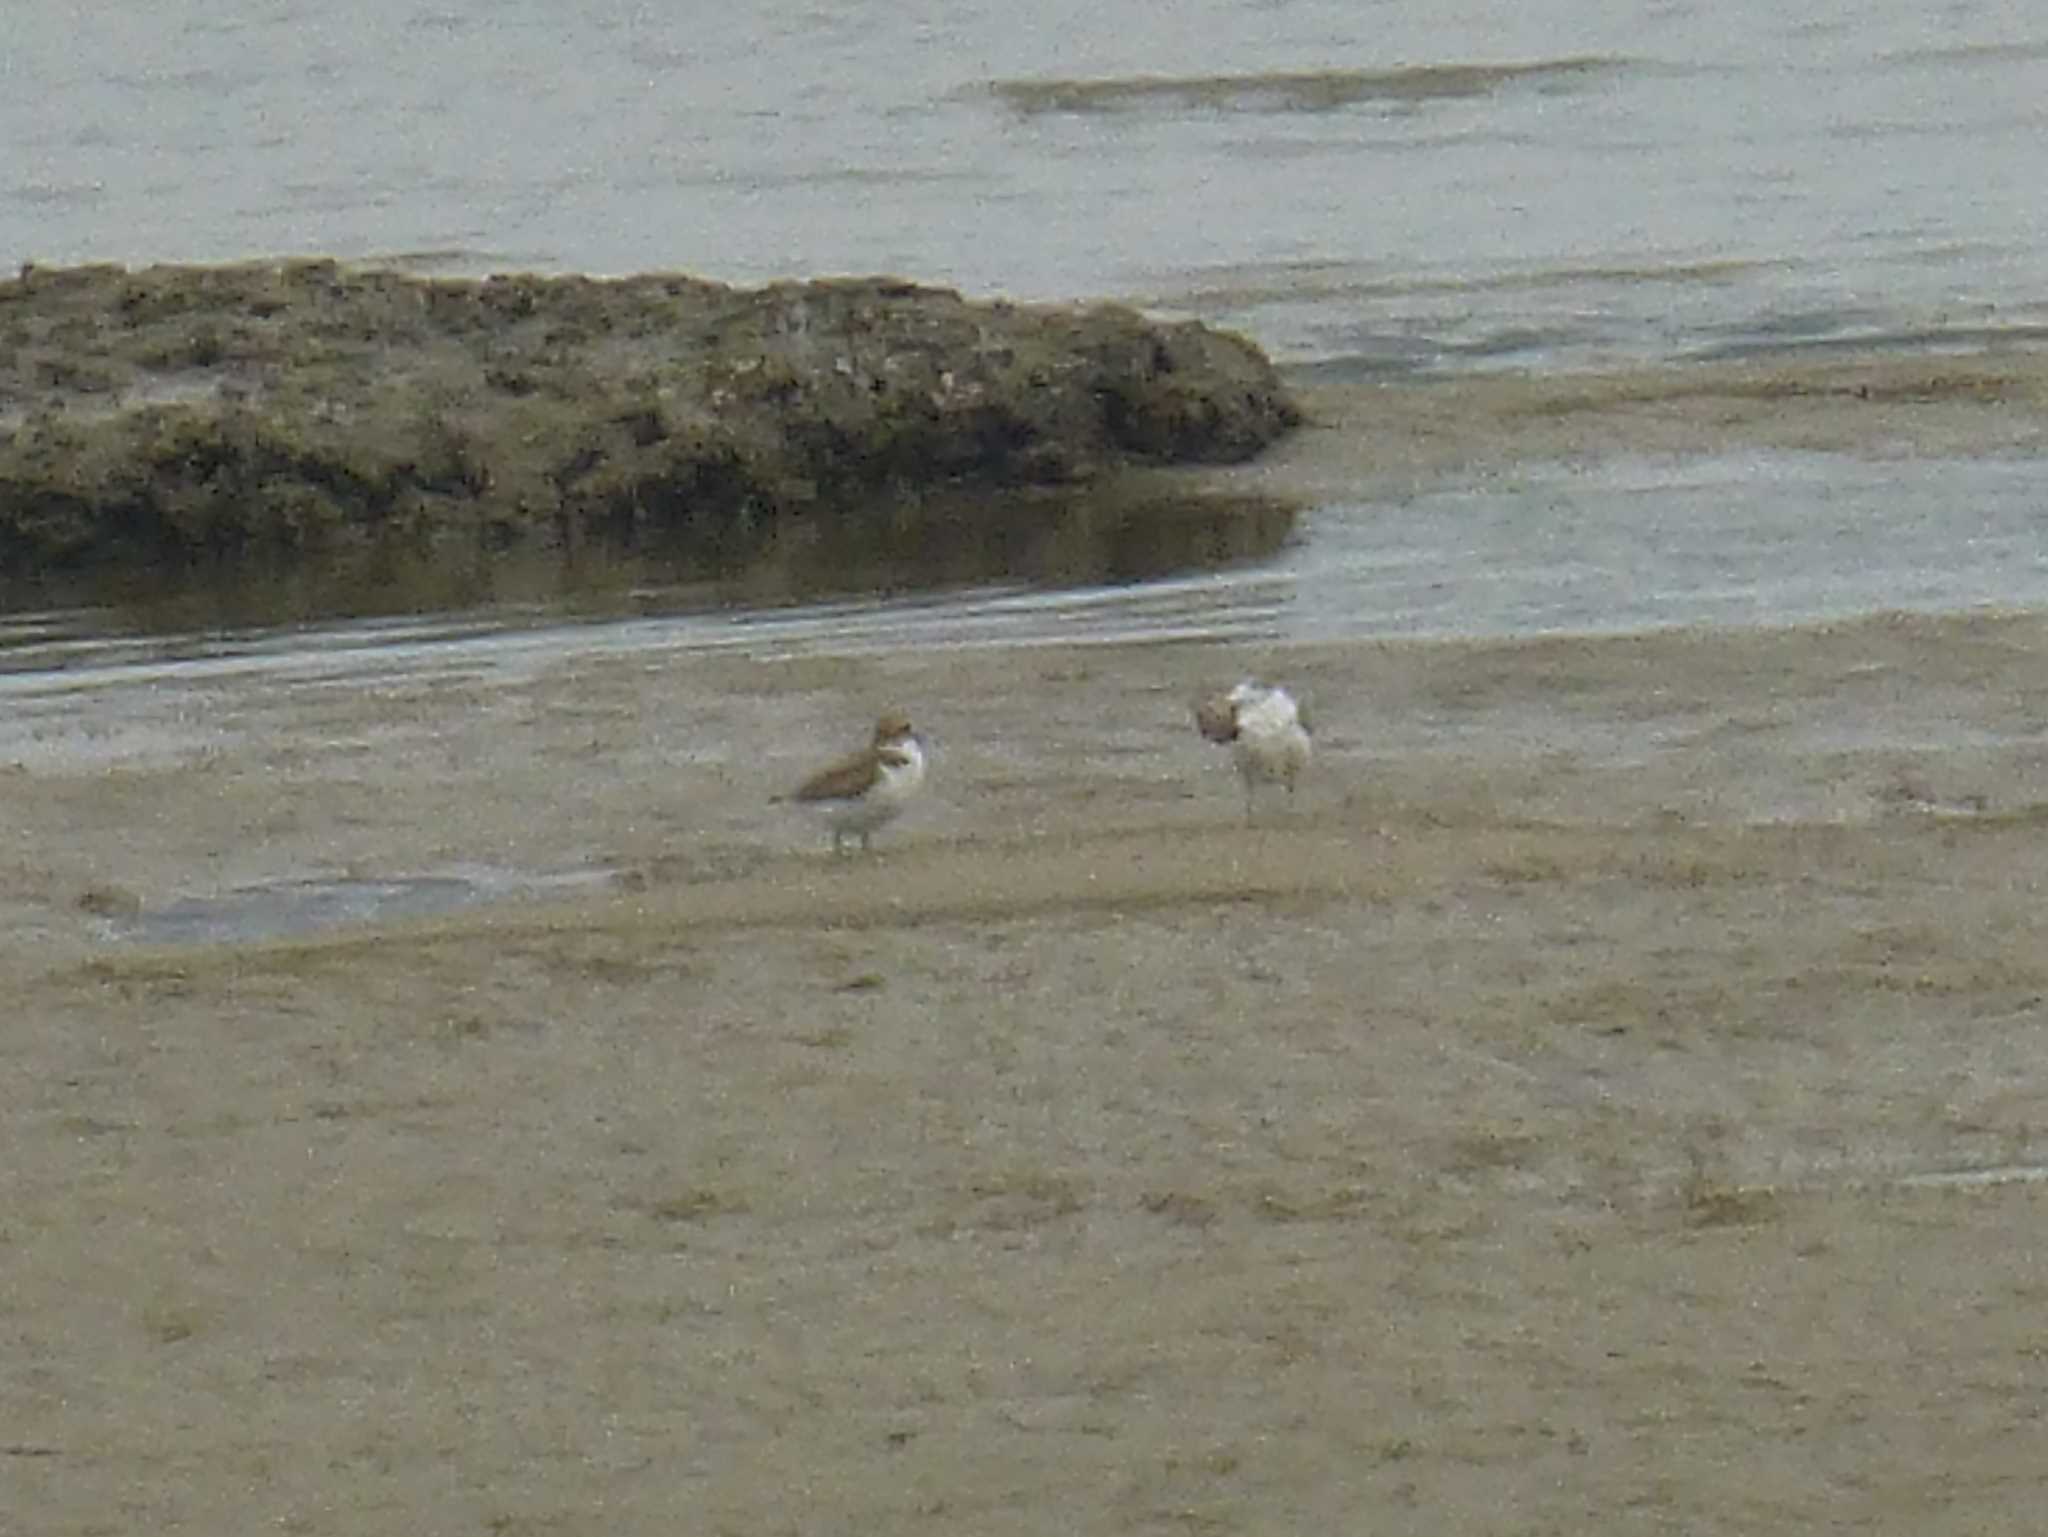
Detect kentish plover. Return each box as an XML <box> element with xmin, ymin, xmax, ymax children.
<box><xmin>783</xmin><ymin>709</ymin><xmax>928</xmax><ymax>853</ymax></box>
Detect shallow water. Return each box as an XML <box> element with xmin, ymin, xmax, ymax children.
<box><xmin>106</xmin><ymin>866</ymin><xmax>615</xmax><ymax>946</ymax></box>
<box><xmin>3</xmin><ymin>448</ymin><xmax>2040</xmax><ymax>708</ymax></box>
<box><xmin>1294</xmin><ymin>450</ymin><xmax>2048</xmax><ymax>639</ymax></box>
<box><xmin>5</xmin><ymin>0</ymin><xmax>2045</xmax><ymax>374</ymax></box>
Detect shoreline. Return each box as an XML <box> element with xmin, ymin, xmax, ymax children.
<box><xmin>1199</xmin><ymin>340</ymin><xmax>2048</xmax><ymax>502</ymax></box>
<box><xmin>5</xmin><ymin>329</ymin><xmax>2045</xmax><ymax>637</ymax></box>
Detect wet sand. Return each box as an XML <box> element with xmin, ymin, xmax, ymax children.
<box><xmin>1201</xmin><ymin>344</ymin><xmax>2048</xmax><ymax>502</ymax></box>
<box><xmin>8</xmin><ymin>351</ymin><xmax>2048</xmax><ymax>1532</ymax></box>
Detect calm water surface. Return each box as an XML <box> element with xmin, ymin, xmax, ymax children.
<box><xmin>4</xmin><ymin>0</ymin><xmax>2047</xmax><ymax>673</ymax></box>
<box><xmin>1</xmin><ymin>449</ymin><xmax>2040</xmax><ymax>701</ymax></box>
<box><xmin>7</xmin><ymin>0</ymin><xmax>2044</xmax><ymax>371</ymax></box>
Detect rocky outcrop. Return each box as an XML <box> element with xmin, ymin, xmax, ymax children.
<box><xmin>0</xmin><ymin>261</ymin><xmax>1300</xmax><ymax>577</ymax></box>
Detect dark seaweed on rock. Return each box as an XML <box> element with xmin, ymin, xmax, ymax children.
<box><xmin>0</xmin><ymin>262</ymin><xmax>1300</xmax><ymax>579</ymax></box>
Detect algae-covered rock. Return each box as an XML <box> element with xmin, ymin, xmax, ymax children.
<box><xmin>0</xmin><ymin>261</ymin><xmax>1299</xmax><ymax>578</ymax></box>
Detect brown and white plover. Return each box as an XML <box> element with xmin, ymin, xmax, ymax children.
<box><xmin>783</xmin><ymin>709</ymin><xmax>928</xmax><ymax>853</ymax></box>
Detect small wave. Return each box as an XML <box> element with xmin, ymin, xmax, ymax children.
<box><xmin>1687</xmin><ymin>321</ymin><xmax>2048</xmax><ymax>365</ymax></box>
<box><xmin>5</xmin><ymin>180</ymin><xmax>109</xmax><ymax>211</ymax></box>
<box><xmin>360</xmin><ymin>247</ymin><xmax>513</xmax><ymax>275</ymax></box>
<box><xmin>984</xmin><ymin>58</ymin><xmax>1625</xmax><ymax>116</ymax></box>
<box><xmin>667</xmin><ymin>165</ymin><xmax>986</xmax><ymax>192</ymax></box>
<box><xmin>1884</xmin><ymin>38</ymin><xmax>2048</xmax><ymax>69</ymax></box>
<box><xmin>1144</xmin><ymin>256</ymin><xmax>1769</xmax><ymax>313</ymax></box>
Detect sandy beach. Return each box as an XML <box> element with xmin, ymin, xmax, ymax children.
<box><xmin>7</xmin><ymin>349</ymin><xmax>2048</xmax><ymax>1533</ymax></box>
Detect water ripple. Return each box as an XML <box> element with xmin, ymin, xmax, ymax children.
<box><xmin>984</xmin><ymin>58</ymin><xmax>1628</xmax><ymax>116</ymax></box>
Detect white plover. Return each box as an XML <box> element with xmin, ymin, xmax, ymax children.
<box><xmin>1194</xmin><ymin>679</ymin><xmax>1312</xmax><ymax>819</ymax></box>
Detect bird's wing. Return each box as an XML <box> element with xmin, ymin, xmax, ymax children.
<box><xmin>793</xmin><ymin>749</ymin><xmax>879</xmax><ymax>803</ymax></box>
